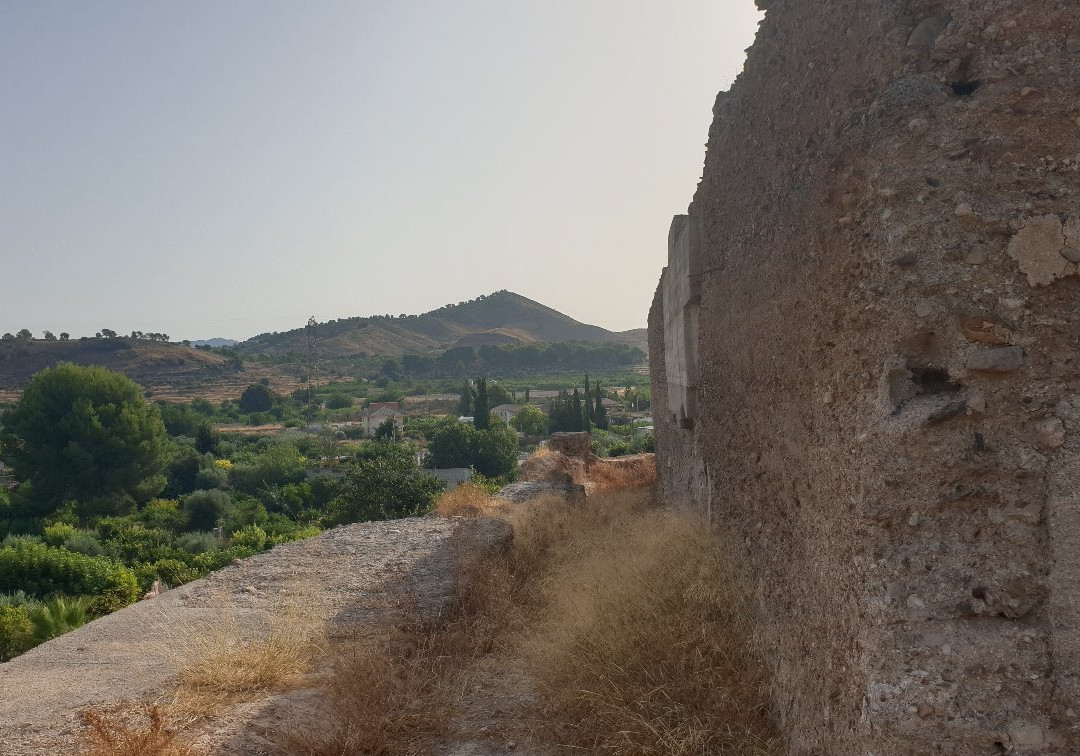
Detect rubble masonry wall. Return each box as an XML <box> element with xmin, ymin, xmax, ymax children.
<box><xmin>648</xmin><ymin>1</ymin><xmax>1080</xmax><ymax>752</ymax></box>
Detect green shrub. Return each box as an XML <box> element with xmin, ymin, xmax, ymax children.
<box><xmin>0</xmin><ymin>605</ymin><xmax>32</xmax><ymax>660</ymax></box>
<box><xmin>1</xmin><ymin>534</ymin><xmax>41</xmax><ymax>548</ymax></box>
<box><xmin>189</xmin><ymin>544</ymin><xmax>255</xmax><ymax>572</ymax></box>
<box><xmin>326</xmin><ymin>393</ymin><xmax>353</xmax><ymax>410</ymax></box>
<box><xmin>269</xmin><ymin>524</ymin><xmax>321</xmax><ymax>546</ymax></box>
<box><xmin>634</xmin><ymin>434</ymin><xmax>655</xmax><ymax>453</ymax></box>
<box><xmin>94</xmin><ymin>516</ymin><xmax>138</xmax><ymax>542</ymax></box>
<box><xmin>175</xmin><ymin>530</ymin><xmax>219</xmax><ymax>554</ymax></box>
<box><xmin>0</xmin><ymin>590</ymin><xmax>39</xmax><ymax>608</ymax></box>
<box><xmin>228</xmin><ymin>443</ymin><xmax>306</xmax><ymax>495</ymax></box>
<box><xmin>42</xmin><ymin>522</ymin><xmax>77</xmax><ymax>547</ymax></box>
<box><xmin>138</xmin><ymin>558</ymin><xmax>198</xmax><ymax>588</ymax></box>
<box><xmin>259</xmin><ymin>481</ymin><xmax>313</xmax><ymax>518</ymax></box>
<box><xmin>0</xmin><ymin>540</ymin><xmax>138</xmax><ymax>614</ymax></box>
<box><xmin>261</xmin><ymin>514</ymin><xmax>321</xmax><ymax>545</ymax></box>
<box><xmin>230</xmin><ymin>524</ymin><xmax>268</xmax><ymax>551</ymax></box>
<box><xmin>220</xmin><ymin>497</ymin><xmax>268</xmax><ymax>535</ymax></box>
<box><xmin>183</xmin><ymin>489</ymin><xmax>232</xmax><ymax>531</ymax></box>
<box><xmin>136</xmin><ymin>498</ymin><xmax>188</xmax><ymax>533</ymax></box>
<box><xmin>44</xmin><ymin>500</ymin><xmax>80</xmax><ymax>527</ymax></box>
<box><xmin>26</xmin><ymin>595</ymin><xmax>93</xmax><ymax>643</ymax></box>
<box><xmin>194</xmin><ymin>465</ymin><xmax>229</xmax><ymax>490</ymax></box>
<box><xmin>100</xmin><ymin>524</ymin><xmax>173</xmax><ymax>564</ymax></box>
<box><xmin>63</xmin><ymin>531</ymin><xmax>104</xmax><ymax>557</ymax></box>
<box><xmin>0</xmin><ymin>517</ymin><xmax>43</xmax><ymax>541</ymax></box>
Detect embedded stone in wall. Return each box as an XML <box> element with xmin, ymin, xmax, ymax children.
<box><xmin>1007</xmin><ymin>215</ymin><xmax>1080</xmax><ymax>286</ymax></box>
<box><xmin>662</xmin><ymin>215</ymin><xmax>701</xmax><ymax>429</ymax></box>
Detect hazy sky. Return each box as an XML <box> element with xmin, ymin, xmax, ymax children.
<box><xmin>1</xmin><ymin>1</ymin><xmax>762</xmax><ymax>341</ymax></box>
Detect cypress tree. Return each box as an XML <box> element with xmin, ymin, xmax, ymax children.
<box><xmin>571</xmin><ymin>388</ymin><xmax>583</xmax><ymax>432</ymax></box>
<box><xmin>594</xmin><ymin>382</ymin><xmax>608</xmax><ymax>430</ymax></box>
<box><xmin>473</xmin><ymin>377</ymin><xmax>490</xmax><ymax>429</ymax></box>
<box><xmin>457</xmin><ymin>381</ymin><xmax>474</xmax><ymax>416</ymax></box>
<box><xmin>583</xmin><ymin>374</ymin><xmax>592</xmax><ymax>428</ymax></box>
<box><xmin>553</xmin><ymin>389</ymin><xmax>569</xmax><ymax>432</ymax></box>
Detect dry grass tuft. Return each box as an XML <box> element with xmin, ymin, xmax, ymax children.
<box><xmin>161</xmin><ymin>594</ymin><xmax>324</xmax><ymax>717</ymax></box>
<box><xmin>278</xmin><ymin>630</ymin><xmax>451</xmax><ymax>754</ymax></box>
<box><xmin>520</xmin><ymin>447</ymin><xmax>586</xmax><ymax>485</ymax></box>
<box><xmin>512</xmin><ymin>489</ymin><xmax>781</xmax><ymax>754</ymax></box>
<box><xmin>278</xmin><ymin>526</ymin><xmax>516</xmax><ymax>754</ymax></box>
<box><xmin>586</xmin><ymin>453</ymin><xmax>658</xmax><ymax>492</ymax></box>
<box><xmin>78</xmin><ymin>704</ymin><xmax>198</xmax><ymax>756</ymax></box>
<box><xmin>434</xmin><ymin>481</ymin><xmax>506</xmax><ymax>518</ymax></box>
<box><xmin>279</xmin><ymin>486</ymin><xmax>779</xmax><ymax>754</ymax></box>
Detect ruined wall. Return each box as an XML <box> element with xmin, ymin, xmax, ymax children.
<box><xmin>649</xmin><ymin>1</ymin><xmax>1080</xmax><ymax>752</ymax></box>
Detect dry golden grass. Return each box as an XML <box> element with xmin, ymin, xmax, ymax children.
<box><xmin>520</xmin><ymin>447</ymin><xmax>586</xmax><ymax>485</ymax></box>
<box><xmin>277</xmin><ymin>628</ymin><xmax>452</xmax><ymax>754</ymax></box>
<box><xmin>512</xmin><ymin>491</ymin><xmax>781</xmax><ymax>755</ymax></box>
<box><xmin>277</xmin><ymin>483</ymin><xmax>778</xmax><ymax>755</ymax></box>
<box><xmin>528</xmin><ymin>444</ymin><xmax>555</xmax><ymax>459</ymax></box>
<box><xmin>160</xmin><ymin>593</ymin><xmax>324</xmax><ymax>718</ymax></box>
<box><xmin>78</xmin><ymin>704</ymin><xmax>198</xmax><ymax>756</ymax></box>
<box><xmin>278</xmin><ymin>531</ymin><xmax>516</xmax><ymax>755</ymax></box>
<box><xmin>77</xmin><ymin>589</ymin><xmax>322</xmax><ymax>753</ymax></box>
<box><xmin>434</xmin><ymin>481</ymin><xmax>506</xmax><ymax>518</ymax></box>
<box><xmin>587</xmin><ymin>453</ymin><xmax>658</xmax><ymax>492</ymax></box>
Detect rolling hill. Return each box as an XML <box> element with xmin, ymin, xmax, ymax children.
<box><xmin>0</xmin><ymin>338</ymin><xmax>229</xmax><ymax>388</ymax></box>
<box><xmin>0</xmin><ymin>292</ymin><xmax>645</xmax><ymax>401</ymax></box>
<box><xmin>238</xmin><ymin>290</ymin><xmax>647</xmax><ymax>358</ymax></box>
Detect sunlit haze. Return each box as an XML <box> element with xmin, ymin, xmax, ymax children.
<box><xmin>1</xmin><ymin>1</ymin><xmax>762</xmax><ymax>341</ymax></box>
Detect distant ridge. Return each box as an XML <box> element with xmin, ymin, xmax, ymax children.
<box><xmin>239</xmin><ymin>290</ymin><xmax>646</xmax><ymax>358</ymax></box>
<box><xmin>0</xmin><ymin>292</ymin><xmax>645</xmax><ymax>400</ymax></box>
<box><xmin>190</xmin><ymin>338</ymin><xmax>238</xmax><ymax>348</ymax></box>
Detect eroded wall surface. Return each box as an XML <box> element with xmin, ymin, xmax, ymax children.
<box><xmin>649</xmin><ymin>1</ymin><xmax>1080</xmax><ymax>752</ymax></box>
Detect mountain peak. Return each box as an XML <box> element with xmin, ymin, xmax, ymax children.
<box><xmin>240</xmin><ymin>291</ymin><xmax>644</xmax><ymax>358</ymax></box>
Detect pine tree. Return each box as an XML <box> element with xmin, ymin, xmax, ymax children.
<box><xmin>473</xmin><ymin>377</ymin><xmax>490</xmax><ymax>429</ymax></box>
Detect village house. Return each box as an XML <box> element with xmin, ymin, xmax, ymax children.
<box><xmin>358</xmin><ymin>403</ymin><xmax>404</xmax><ymax>437</ymax></box>
<box><xmin>490</xmin><ymin>403</ymin><xmax>528</xmax><ymax>424</ymax></box>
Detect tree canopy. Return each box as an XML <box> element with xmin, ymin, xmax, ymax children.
<box><xmin>238</xmin><ymin>383</ymin><xmax>275</xmax><ymax>413</ymax></box>
<box><xmin>426</xmin><ymin>417</ymin><xmax>475</xmax><ymax>469</ymax></box>
<box><xmin>326</xmin><ymin>443</ymin><xmax>442</xmax><ymax>525</ymax></box>
<box><xmin>510</xmin><ymin>404</ymin><xmax>546</xmax><ymax>436</ymax></box>
<box><xmin>0</xmin><ymin>363</ymin><xmax>167</xmax><ymax>518</ymax></box>
<box><xmin>426</xmin><ymin>416</ymin><xmax>518</xmax><ymax>478</ymax></box>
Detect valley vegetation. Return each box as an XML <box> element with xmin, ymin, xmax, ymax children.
<box><xmin>0</xmin><ymin>362</ymin><xmax>651</xmax><ymax>661</ymax></box>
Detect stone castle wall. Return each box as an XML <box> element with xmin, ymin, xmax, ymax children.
<box><xmin>649</xmin><ymin>1</ymin><xmax>1080</xmax><ymax>752</ymax></box>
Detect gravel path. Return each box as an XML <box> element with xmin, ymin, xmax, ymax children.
<box><xmin>0</xmin><ymin>516</ymin><xmax>459</xmax><ymax>755</ymax></box>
